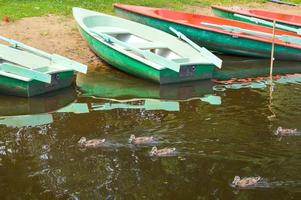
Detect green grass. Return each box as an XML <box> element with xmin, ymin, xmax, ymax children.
<box><xmin>0</xmin><ymin>0</ymin><xmax>300</xmax><ymax>20</ymax></box>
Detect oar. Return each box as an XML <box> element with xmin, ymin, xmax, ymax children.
<box><xmin>234</xmin><ymin>14</ymin><xmax>301</xmax><ymax>35</ymax></box>
<box><xmin>0</xmin><ymin>63</ymin><xmax>51</xmax><ymax>83</ymax></box>
<box><xmin>201</xmin><ymin>22</ymin><xmax>301</xmax><ymax>45</ymax></box>
<box><xmin>90</xmin><ymin>30</ymin><xmax>180</xmax><ymax>72</ymax></box>
<box><xmin>0</xmin><ymin>36</ymin><xmax>87</xmax><ymax>73</ymax></box>
<box><xmin>169</xmin><ymin>27</ymin><xmax>222</xmax><ymax>69</ymax></box>
<box><xmin>269</xmin><ymin>0</ymin><xmax>298</xmax><ymax>6</ymax></box>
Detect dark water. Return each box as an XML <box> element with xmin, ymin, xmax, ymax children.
<box><xmin>0</xmin><ymin>57</ymin><xmax>301</xmax><ymax>199</ymax></box>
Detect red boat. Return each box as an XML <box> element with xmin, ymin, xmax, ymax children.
<box><xmin>114</xmin><ymin>3</ymin><xmax>301</xmax><ymax>60</ymax></box>
<box><xmin>212</xmin><ymin>5</ymin><xmax>301</xmax><ymax>34</ymax></box>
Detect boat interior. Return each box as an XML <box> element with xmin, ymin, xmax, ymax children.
<box><xmin>90</xmin><ymin>26</ymin><xmax>183</xmax><ymax>61</ymax></box>
<box><xmin>247</xmin><ymin>10</ymin><xmax>301</xmax><ymax>23</ymax></box>
<box><xmin>0</xmin><ymin>44</ymin><xmax>69</xmax><ymax>73</ymax></box>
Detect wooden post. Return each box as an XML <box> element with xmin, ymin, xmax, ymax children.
<box><xmin>270</xmin><ymin>20</ymin><xmax>276</xmax><ymax>80</ymax></box>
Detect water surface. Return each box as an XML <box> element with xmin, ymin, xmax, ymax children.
<box><xmin>0</xmin><ymin>57</ymin><xmax>301</xmax><ymax>199</ymax></box>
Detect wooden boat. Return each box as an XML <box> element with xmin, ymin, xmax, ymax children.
<box><xmin>114</xmin><ymin>3</ymin><xmax>301</xmax><ymax>61</ymax></box>
<box><xmin>0</xmin><ymin>36</ymin><xmax>87</xmax><ymax>97</ymax></box>
<box><xmin>73</xmin><ymin>7</ymin><xmax>222</xmax><ymax>84</ymax></box>
<box><xmin>211</xmin><ymin>6</ymin><xmax>301</xmax><ymax>34</ymax></box>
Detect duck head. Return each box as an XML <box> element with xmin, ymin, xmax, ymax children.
<box><xmin>232</xmin><ymin>176</ymin><xmax>241</xmax><ymax>186</ymax></box>
<box><xmin>275</xmin><ymin>127</ymin><xmax>283</xmax><ymax>135</ymax></box>
<box><xmin>78</xmin><ymin>137</ymin><xmax>87</xmax><ymax>145</ymax></box>
<box><xmin>150</xmin><ymin>146</ymin><xmax>158</xmax><ymax>156</ymax></box>
<box><xmin>129</xmin><ymin>134</ymin><xmax>135</xmax><ymax>143</ymax></box>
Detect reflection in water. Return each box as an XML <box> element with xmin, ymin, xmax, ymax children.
<box><xmin>0</xmin><ymin>114</ymin><xmax>53</xmax><ymax>127</ymax></box>
<box><xmin>0</xmin><ymin>58</ymin><xmax>301</xmax><ymax>199</ymax></box>
<box><xmin>92</xmin><ymin>99</ymin><xmax>179</xmax><ymax>111</ymax></box>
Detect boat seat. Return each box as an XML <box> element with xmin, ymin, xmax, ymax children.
<box><xmin>130</xmin><ymin>42</ymin><xmax>167</xmax><ymax>50</ymax></box>
<box><xmin>171</xmin><ymin>58</ymin><xmax>190</xmax><ymax>63</ymax></box>
<box><xmin>91</xmin><ymin>27</ymin><xmax>129</xmax><ymax>35</ymax></box>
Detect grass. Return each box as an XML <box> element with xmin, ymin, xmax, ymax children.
<box><xmin>0</xmin><ymin>0</ymin><xmax>300</xmax><ymax>20</ymax></box>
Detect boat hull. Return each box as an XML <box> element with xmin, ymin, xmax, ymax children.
<box><xmin>115</xmin><ymin>7</ymin><xmax>301</xmax><ymax>61</ymax></box>
<box><xmin>0</xmin><ymin>71</ymin><xmax>74</xmax><ymax>97</ymax></box>
<box><xmin>77</xmin><ymin>26</ymin><xmax>214</xmax><ymax>84</ymax></box>
<box><xmin>211</xmin><ymin>6</ymin><xmax>301</xmax><ymax>31</ymax></box>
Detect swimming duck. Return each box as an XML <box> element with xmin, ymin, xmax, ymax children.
<box><xmin>149</xmin><ymin>146</ymin><xmax>176</xmax><ymax>157</ymax></box>
<box><xmin>232</xmin><ymin>176</ymin><xmax>261</xmax><ymax>188</ymax></box>
<box><xmin>78</xmin><ymin>137</ymin><xmax>105</xmax><ymax>148</ymax></box>
<box><xmin>129</xmin><ymin>134</ymin><xmax>155</xmax><ymax>145</ymax></box>
<box><xmin>275</xmin><ymin>127</ymin><xmax>299</xmax><ymax>136</ymax></box>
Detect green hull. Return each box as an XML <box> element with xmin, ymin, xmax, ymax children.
<box><xmin>78</xmin><ymin>27</ymin><xmax>214</xmax><ymax>84</ymax></box>
<box><xmin>115</xmin><ymin>8</ymin><xmax>301</xmax><ymax>61</ymax></box>
<box><xmin>212</xmin><ymin>7</ymin><xmax>301</xmax><ymax>31</ymax></box>
<box><xmin>0</xmin><ymin>71</ymin><xmax>74</xmax><ymax>97</ymax></box>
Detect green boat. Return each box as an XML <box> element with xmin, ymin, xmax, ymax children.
<box><xmin>0</xmin><ymin>36</ymin><xmax>87</xmax><ymax>97</ymax></box>
<box><xmin>73</xmin><ymin>7</ymin><xmax>222</xmax><ymax>84</ymax></box>
<box><xmin>114</xmin><ymin>4</ymin><xmax>301</xmax><ymax>61</ymax></box>
<box><xmin>211</xmin><ymin>6</ymin><xmax>301</xmax><ymax>35</ymax></box>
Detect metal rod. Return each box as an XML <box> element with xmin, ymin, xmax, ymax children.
<box><xmin>270</xmin><ymin>20</ymin><xmax>276</xmax><ymax>80</ymax></box>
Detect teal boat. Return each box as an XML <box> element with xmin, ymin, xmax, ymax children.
<box><xmin>73</xmin><ymin>7</ymin><xmax>222</xmax><ymax>84</ymax></box>
<box><xmin>0</xmin><ymin>36</ymin><xmax>87</xmax><ymax>97</ymax></box>
<box><xmin>114</xmin><ymin>4</ymin><xmax>301</xmax><ymax>61</ymax></box>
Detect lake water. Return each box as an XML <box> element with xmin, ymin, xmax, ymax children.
<box><xmin>0</xmin><ymin>57</ymin><xmax>301</xmax><ymax>199</ymax></box>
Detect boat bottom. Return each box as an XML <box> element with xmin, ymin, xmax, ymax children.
<box><xmin>0</xmin><ymin>71</ymin><xmax>75</xmax><ymax>97</ymax></box>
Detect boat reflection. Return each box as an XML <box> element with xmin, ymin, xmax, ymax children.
<box><xmin>0</xmin><ymin>88</ymin><xmax>89</xmax><ymax>127</ymax></box>
<box><xmin>77</xmin><ymin>68</ymin><xmax>221</xmax><ymax>112</ymax></box>
<box><xmin>214</xmin><ymin>56</ymin><xmax>301</xmax><ymax>80</ymax></box>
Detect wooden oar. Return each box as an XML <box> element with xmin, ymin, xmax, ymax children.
<box><xmin>0</xmin><ymin>63</ymin><xmax>51</xmax><ymax>83</ymax></box>
<box><xmin>90</xmin><ymin>30</ymin><xmax>181</xmax><ymax>72</ymax></box>
<box><xmin>169</xmin><ymin>27</ymin><xmax>222</xmax><ymax>69</ymax></box>
<box><xmin>201</xmin><ymin>22</ymin><xmax>301</xmax><ymax>45</ymax></box>
<box><xmin>234</xmin><ymin>14</ymin><xmax>301</xmax><ymax>35</ymax></box>
<box><xmin>0</xmin><ymin>36</ymin><xmax>87</xmax><ymax>73</ymax></box>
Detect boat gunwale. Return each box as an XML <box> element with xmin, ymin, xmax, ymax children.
<box><xmin>113</xmin><ymin>3</ymin><xmax>301</xmax><ymax>49</ymax></box>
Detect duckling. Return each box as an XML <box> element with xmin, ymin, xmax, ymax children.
<box><xmin>149</xmin><ymin>146</ymin><xmax>176</xmax><ymax>157</ymax></box>
<box><xmin>275</xmin><ymin>127</ymin><xmax>299</xmax><ymax>136</ymax></box>
<box><xmin>78</xmin><ymin>137</ymin><xmax>105</xmax><ymax>148</ymax></box>
<box><xmin>232</xmin><ymin>176</ymin><xmax>261</xmax><ymax>188</ymax></box>
<box><xmin>129</xmin><ymin>134</ymin><xmax>155</xmax><ymax>145</ymax></box>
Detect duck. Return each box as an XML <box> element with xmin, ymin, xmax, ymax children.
<box><xmin>232</xmin><ymin>176</ymin><xmax>261</xmax><ymax>188</ymax></box>
<box><xmin>149</xmin><ymin>146</ymin><xmax>176</xmax><ymax>157</ymax></box>
<box><xmin>129</xmin><ymin>134</ymin><xmax>155</xmax><ymax>145</ymax></box>
<box><xmin>78</xmin><ymin>137</ymin><xmax>105</xmax><ymax>148</ymax></box>
<box><xmin>275</xmin><ymin>127</ymin><xmax>299</xmax><ymax>136</ymax></box>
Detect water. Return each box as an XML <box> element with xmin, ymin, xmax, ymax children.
<box><xmin>0</xmin><ymin>57</ymin><xmax>301</xmax><ymax>199</ymax></box>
